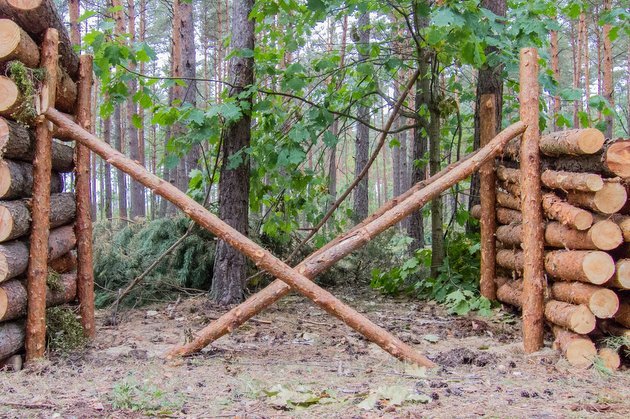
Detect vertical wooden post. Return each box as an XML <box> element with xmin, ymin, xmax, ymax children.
<box><xmin>479</xmin><ymin>94</ymin><xmax>497</xmax><ymax>300</ymax></box>
<box><xmin>25</xmin><ymin>28</ymin><xmax>58</xmax><ymax>361</ymax></box>
<box><xmin>519</xmin><ymin>48</ymin><xmax>545</xmax><ymax>353</ymax></box>
<box><xmin>75</xmin><ymin>55</ymin><xmax>95</xmax><ymax>338</ymax></box>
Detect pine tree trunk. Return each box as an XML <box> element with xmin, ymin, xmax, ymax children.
<box><xmin>103</xmin><ymin>117</ymin><xmax>113</xmax><ymax>220</ymax></box>
<box><xmin>353</xmin><ymin>12</ymin><xmax>370</xmax><ymax>223</ymax></box>
<box><xmin>211</xmin><ymin>0</ymin><xmax>254</xmax><ymax>305</ymax></box>
<box><xmin>602</xmin><ymin>0</ymin><xmax>613</xmax><ymax>138</ymax></box>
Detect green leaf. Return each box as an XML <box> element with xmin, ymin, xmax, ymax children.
<box><xmin>78</xmin><ymin>10</ymin><xmax>97</xmax><ymax>23</ymax></box>
<box><xmin>131</xmin><ymin>114</ymin><xmax>142</xmax><ymax>129</ymax></box>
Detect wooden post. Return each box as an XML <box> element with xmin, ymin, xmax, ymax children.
<box><xmin>518</xmin><ymin>47</ymin><xmax>545</xmax><ymax>353</ymax></box>
<box><xmin>479</xmin><ymin>94</ymin><xmax>497</xmax><ymax>300</ymax></box>
<box><xmin>25</xmin><ymin>28</ymin><xmax>58</xmax><ymax>362</ymax></box>
<box><xmin>74</xmin><ymin>55</ymin><xmax>95</xmax><ymax>338</ymax></box>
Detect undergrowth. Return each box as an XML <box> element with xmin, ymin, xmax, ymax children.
<box><xmin>46</xmin><ymin>306</ymin><xmax>88</xmax><ymax>353</ymax></box>
<box><xmin>370</xmin><ymin>226</ymin><xmax>493</xmax><ymax>316</ymax></box>
<box><xmin>5</xmin><ymin>61</ymin><xmax>46</xmax><ymax>123</ymax></box>
<box><xmin>93</xmin><ymin>217</ymin><xmax>216</xmax><ymax>307</ymax></box>
<box><xmin>110</xmin><ymin>378</ymin><xmax>182</xmax><ymax>414</ymax></box>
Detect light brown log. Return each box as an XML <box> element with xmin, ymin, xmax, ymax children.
<box><xmin>495</xmin><ymin>221</ymin><xmax>614</xmax><ymax>250</ymax></box>
<box><xmin>598</xmin><ymin>347</ymin><xmax>621</xmax><ymax>370</ymax></box>
<box><xmin>74</xmin><ymin>55</ymin><xmax>94</xmax><ymax>338</ymax></box>
<box><xmin>539</xmin><ymin>128</ymin><xmax>605</xmax><ymax>156</ymax></box>
<box><xmin>0</xmin><ymin>232</ymin><xmax>75</xmax><ymax>283</ymax></box>
<box><xmin>0</xmin><ymin>273</ymin><xmax>76</xmax><ymax>322</ymax></box>
<box><xmin>497</xmin><ymin>165</ymin><xmax>604</xmax><ymax>192</ymax></box>
<box><xmin>496</xmin><ymin>190</ymin><xmax>520</xmax><ymax>211</ymax></box>
<box><xmin>545</xmin><ymin>300</ymin><xmax>596</xmax><ymax>334</ymax></box>
<box><xmin>45</xmin><ymin>106</ymin><xmax>527</xmax><ymax>364</ymax></box>
<box><xmin>0</xmin><ymin>353</ymin><xmax>22</xmax><ymax>371</ymax></box>
<box><xmin>614</xmin><ymin>303</ymin><xmax>630</xmax><ymax>328</ymax></box>
<box><xmin>552</xmin><ymin>326</ymin><xmax>597</xmax><ymax>367</ymax></box>
<box><xmin>497</xmin><ymin>249</ymin><xmax>615</xmax><ymax>284</ymax></box>
<box><xmin>606</xmin><ymin>214</ymin><xmax>630</xmax><ymax>242</ymax></box>
<box><xmin>0</xmin><ymin>320</ymin><xmax>23</xmax><ymax>358</ymax></box>
<box><xmin>550</xmin><ymin>281</ymin><xmax>619</xmax><ymax>319</ymax></box>
<box><xmin>496</xmin><ymin>280</ymin><xmax>596</xmax><ymax>333</ymax></box>
<box><xmin>479</xmin><ymin>94</ymin><xmax>497</xmax><ymax>300</ymax></box>
<box><xmin>604</xmin><ymin>259</ymin><xmax>630</xmax><ymax>289</ymax></box>
<box><xmin>567</xmin><ymin>181</ymin><xmax>628</xmax><ymax>214</ymax></box>
<box><xmin>0</xmin><ymin>0</ymin><xmax>79</xmax><ymax>80</ymax></box>
<box><xmin>519</xmin><ymin>48</ymin><xmax>545</xmax><ymax>353</ymax></box>
<box><xmin>0</xmin><ymin>19</ymin><xmax>39</xmax><ymax>66</ymax></box>
<box><xmin>587</xmin><ymin>220</ymin><xmax>624</xmax><ymax>251</ymax></box>
<box><xmin>541</xmin><ymin>193</ymin><xmax>593</xmax><ymax>230</ymax></box>
<box><xmin>25</xmin><ymin>28</ymin><xmax>58</xmax><ymax>362</ymax></box>
<box><xmin>0</xmin><ymin>192</ymin><xmax>76</xmax><ymax>242</ymax></box>
<box><xmin>0</xmin><ymin>159</ymin><xmax>63</xmax><ymax>199</ymax></box>
<box><xmin>48</xmin><ymin>251</ymin><xmax>76</xmax><ymax>274</ymax></box>
<box><xmin>0</xmin><ymin>74</ymin><xmax>75</xmax><ymax>117</ymax></box>
<box><xmin>0</xmin><ymin>117</ymin><xmax>75</xmax><ymax>171</ymax></box>
<box><xmin>545</xmin><ymin>250</ymin><xmax>615</xmax><ymax>285</ymax></box>
<box><xmin>471</xmin><ymin>204</ymin><xmax>523</xmax><ymax>225</ymax></box>
<box><xmin>541</xmin><ymin>139</ymin><xmax>630</xmax><ymax>179</ymax></box>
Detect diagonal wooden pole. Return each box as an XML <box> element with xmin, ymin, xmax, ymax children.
<box><xmin>167</xmin><ymin>122</ymin><xmax>526</xmax><ymax>358</ymax></box>
<box><xmin>45</xmin><ymin>107</ymin><xmax>435</xmax><ymax>367</ymax></box>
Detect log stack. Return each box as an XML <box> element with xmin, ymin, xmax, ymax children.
<box><xmin>473</xmin><ymin>130</ymin><xmax>630</xmax><ymax>369</ymax></box>
<box><xmin>0</xmin><ymin>0</ymin><xmax>93</xmax><ymax>369</ymax></box>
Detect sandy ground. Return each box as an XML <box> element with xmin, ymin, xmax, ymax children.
<box><xmin>1</xmin><ymin>286</ymin><xmax>629</xmax><ymax>418</ymax></box>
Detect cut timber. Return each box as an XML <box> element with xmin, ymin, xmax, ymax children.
<box><xmin>567</xmin><ymin>181</ymin><xmax>627</xmax><ymax>214</ymax></box>
<box><xmin>0</xmin><ymin>117</ymin><xmax>74</xmax><ymax>171</ymax></box>
<box><xmin>545</xmin><ymin>250</ymin><xmax>615</xmax><ymax>285</ymax></box>
<box><xmin>497</xmin><ymin>249</ymin><xmax>615</xmax><ymax>284</ymax></box>
<box><xmin>0</xmin><ymin>193</ymin><xmax>76</xmax><ymax>241</ymax></box>
<box><xmin>498</xmin><ymin>165</ymin><xmax>604</xmax><ymax>192</ymax></box>
<box><xmin>471</xmin><ymin>204</ymin><xmax>523</xmax><ymax>225</ymax></box>
<box><xmin>542</xmin><ymin>193</ymin><xmax>593</xmax><ymax>230</ymax></box>
<box><xmin>0</xmin><ymin>159</ymin><xmax>63</xmax><ymax>199</ymax></box>
<box><xmin>496</xmin><ymin>280</ymin><xmax>523</xmax><ymax>307</ymax></box>
<box><xmin>48</xmin><ymin>251</ymin><xmax>76</xmax><ymax>274</ymax></box>
<box><xmin>0</xmin><ymin>224</ymin><xmax>75</xmax><ymax>283</ymax></box>
<box><xmin>496</xmin><ymin>191</ymin><xmax>520</xmax><ymax>211</ymax></box>
<box><xmin>545</xmin><ymin>300</ymin><xmax>596</xmax><ymax>334</ymax></box>
<box><xmin>604</xmin><ymin>259</ymin><xmax>630</xmax><ymax>289</ymax></box>
<box><xmin>45</xmin><ymin>105</ymin><xmax>527</xmax><ymax>364</ymax></box>
<box><xmin>614</xmin><ymin>303</ymin><xmax>630</xmax><ymax>328</ymax></box>
<box><xmin>552</xmin><ymin>326</ymin><xmax>597</xmax><ymax>367</ymax></box>
<box><xmin>0</xmin><ymin>19</ymin><xmax>39</xmax><ymax>66</ymax></box>
<box><xmin>0</xmin><ymin>0</ymin><xmax>79</xmax><ymax>79</ymax></box>
<box><xmin>606</xmin><ymin>214</ymin><xmax>630</xmax><ymax>242</ymax></box>
<box><xmin>0</xmin><ymin>273</ymin><xmax>76</xmax><ymax>322</ymax></box>
<box><xmin>496</xmin><ymin>221</ymin><xmax>620</xmax><ymax>251</ymax></box>
<box><xmin>550</xmin><ymin>282</ymin><xmax>619</xmax><ymax>319</ymax></box>
<box><xmin>539</xmin><ymin>129</ymin><xmax>605</xmax><ymax>156</ymax></box>
<box><xmin>74</xmin><ymin>55</ymin><xmax>94</xmax><ymax>338</ymax></box>
<box><xmin>541</xmin><ymin>140</ymin><xmax>630</xmax><ymax>179</ymax></box>
<box><xmin>0</xmin><ymin>320</ymin><xmax>23</xmax><ymax>358</ymax></box>
<box><xmin>0</xmin><ymin>74</ymin><xmax>75</xmax><ymax>117</ymax></box>
<box><xmin>598</xmin><ymin>319</ymin><xmax>630</xmax><ymax>339</ymax></box>
<box><xmin>598</xmin><ymin>347</ymin><xmax>621</xmax><ymax>371</ymax></box>
<box><xmin>0</xmin><ymin>353</ymin><xmax>22</xmax><ymax>371</ymax></box>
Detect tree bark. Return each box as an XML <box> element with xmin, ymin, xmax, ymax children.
<box><xmin>0</xmin><ymin>273</ymin><xmax>77</xmax><ymax>322</ymax></box>
<box><xmin>0</xmin><ymin>159</ymin><xmax>63</xmax><ymax>199</ymax></box>
<box><xmin>25</xmin><ymin>27</ymin><xmax>56</xmax><ymax>362</ymax></box>
<box><xmin>602</xmin><ymin>0</ymin><xmax>613</xmax><ymax>138</ymax></box>
<box><xmin>537</xmin><ymin>140</ymin><xmax>630</xmax><ymax>179</ymax></box>
<box><xmin>545</xmin><ymin>300</ymin><xmax>596</xmax><ymax>334</ymax></box>
<box><xmin>0</xmin><ymin>117</ymin><xmax>74</xmax><ymax>172</ymax></box>
<box><xmin>552</xmin><ymin>326</ymin><xmax>597</xmax><ymax>367</ymax></box>
<box><xmin>0</xmin><ymin>0</ymin><xmax>79</xmax><ymax>80</ymax></box>
<box><xmin>210</xmin><ymin>0</ymin><xmax>254</xmax><ymax>305</ymax></box>
<box><xmin>0</xmin><ymin>192</ymin><xmax>76</xmax><ymax>242</ymax></box>
<box><xmin>550</xmin><ymin>16</ymin><xmax>560</xmax><ymax>130</ymax></box>
<box><xmin>605</xmin><ymin>259</ymin><xmax>630</xmax><ymax>289</ymax></box>
<box><xmin>74</xmin><ymin>55</ymin><xmax>94</xmax><ymax>338</ymax></box>
<box><xmin>550</xmin><ymin>281</ymin><xmax>619</xmax><ymax>319</ymax></box>
<box><xmin>0</xmin><ymin>320</ymin><xmax>23</xmax><ymax>359</ymax></box>
<box><xmin>614</xmin><ymin>302</ymin><xmax>630</xmax><ymax>328</ymax></box>
<box><xmin>539</xmin><ymin>129</ymin><xmax>604</xmax><ymax>156</ymax></box>
<box><xmin>102</xmin><ymin>117</ymin><xmax>113</xmax><ymax>220</ymax></box>
<box><xmin>48</xmin><ymin>251</ymin><xmax>76</xmax><ymax>274</ymax></box>
<box><xmin>541</xmin><ymin>192</ymin><xmax>593</xmax><ymax>230</ymax></box>
<box><xmin>566</xmin><ymin>181</ymin><xmax>627</xmax><ymax>214</ymax></box>
<box><xmin>353</xmin><ymin>12</ymin><xmax>370</xmax><ymax>223</ymax></box>
<box><xmin>518</xmin><ymin>48</ymin><xmax>545</xmax><ymax>353</ymax></box>
<box><xmin>0</xmin><ymin>224</ymin><xmax>76</xmax><ymax>283</ymax></box>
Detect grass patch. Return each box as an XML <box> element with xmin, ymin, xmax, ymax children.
<box><xmin>46</xmin><ymin>306</ymin><xmax>88</xmax><ymax>353</ymax></box>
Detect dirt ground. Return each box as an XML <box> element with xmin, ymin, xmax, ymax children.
<box><xmin>1</xmin><ymin>285</ymin><xmax>629</xmax><ymax>418</ymax></box>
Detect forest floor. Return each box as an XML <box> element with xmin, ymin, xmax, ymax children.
<box><xmin>1</xmin><ymin>285</ymin><xmax>629</xmax><ymax>418</ymax></box>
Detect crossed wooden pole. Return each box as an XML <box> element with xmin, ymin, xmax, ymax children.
<box><xmin>45</xmin><ymin>107</ymin><xmax>525</xmax><ymax>367</ymax></box>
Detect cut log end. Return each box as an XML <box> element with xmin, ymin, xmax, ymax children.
<box><xmin>576</xmin><ymin>129</ymin><xmax>606</xmax><ymax>155</ymax></box>
<box><xmin>0</xmin><ymin>286</ymin><xmax>7</xmax><ymax>319</ymax></box>
<box><xmin>594</xmin><ymin>182</ymin><xmax>628</xmax><ymax>214</ymax></box>
<box><xmin>574</xmin><ymin>212</ymin><xmax>594</xmax><ymax>231</ymax></box>
<box><xmin>598</xmin><ymin>348</ymin><xmax>621</xmax><ymax>371</ymax></box>
<box><xmin>0</xmin><ymin>76</ymin><xmax>19</xmax><ymax>113</ymax></box>
<box><xmin>0</xmin><ymin>253</ymin><xmax>8</xmax><ymax>284</ymax></box>
<box><xmin>569</xmin><ymin>305</ymin><xmax>597</xmax><ymax>334</ymax></box>
<box><xmin>583</xmin><ymin>251</ymin><xmax>616</xmax><ymax>285</ymax></box>
<box><xmin>0</xmin><ymin>205</ymin><xmax>14</xmax><ymax>242</ymax></box>
<box><xmin>588</xmin><ymin>289</ymin><xmax>620</xmax><ymax>319</ymax></box>
<box><xmin>610</xmin><ymin>259</ymin><xmax>630</xmax><ymax>289</ymax></box>
<box><xmin>553</xmin><ymin>327</ymin><xmax>597</xmax><ymax>367</ymax></box>
<box><xmin>0</xmin><ymin>161</ymin><xmax>10</xmax><ymax>198</ymax></box>
<box><xmin>7</xmin><ymin>0</ymin><xmax>44</xmax><ymax>10</ymax></box>
<box><xmin>589</xmin><ymin>220</ymin><xmax>624</xmax><ymax>251</ymax></box>
<box><xmin>607</xmin><ymin>141</ymin><xmax>630</xmax><ymax>179</ymax></box>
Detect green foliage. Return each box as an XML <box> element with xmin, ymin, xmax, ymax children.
<box><xmin>46</xmin><ymin>306</ymin><xmax>88</xmax><ymax>353</ymax></box>
<box><xmin>46</xmin><ymin>270</ymin><xmax>62</xmax><ymax>292</ymax></box>
<box><xmin>110</xmin><ymin>378</ymin><xmax>182</xmax><ymax>414</ymax></box>
<box><xmin>93</xmin><ymin>218</ymin><xmax>216</xmax><ymax>307</ymax></box>
<box><xmin>371</xmin><ymin>230</ymin><xmax>493</xmax><ymax>316</ymax></box>
<box><xmin>5</xmin><ymin>61</ymin><xmax>46</xmax><ymax>123</ymax></box>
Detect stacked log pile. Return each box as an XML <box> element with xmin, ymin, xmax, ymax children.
<box><xmin>473</xmin><ymin>129</ymin><xmax>630</xmax><ymax>369</ymax></box>
<box><xmin>0</xmin><ymin>0</ymin><xmax>92</xmax><ymax>368</ymax></box>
